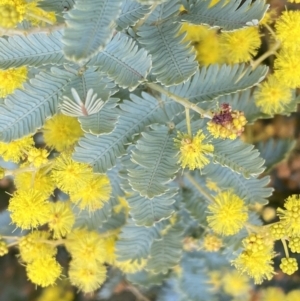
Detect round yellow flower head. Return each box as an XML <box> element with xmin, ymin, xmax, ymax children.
<box><xmin>174</xmin><ymin>130</ymin><xmax>214</xmax><ymax>170</ymax></box>
<box><xmin>243</xmin><ymin>233</ymin><xmax>273</xmax><ymax>254</ymax></box>
<box><xmin>222</xmin><ymin>271</ymin><xmax>251</xmax><ymax>297</ymax></box>
<box><xmin>8</xmin><ymin>189</ymin><xmax>51</xmax><ymax>230</ymax></box>
<box><xmin>207</xmin><ymin>103</ymin><xmax>247</xmax><ymax>139</ymax></box>
<box><xmin>0</xmin><ymin>66</ymin><xmax>28</xmax><ymax>98</ymax></box>
<box><xmin>70</xmin><ymin>173</ymin><xmax>112</xmax><ymax>212</ymax></box>
<box><xmin>68</xmin><ymin>261</ymin><xmax>106</xmax><ymax>293</ymax></box>
<box><xmin>220</xmin><ymin>27</ymin><xmax>261</xmax><ymax>64</ymax></box>
<box><xmin>48</xmin><ymin>201</ymin><xmax>75</xmax><ymax>239</ymax></box>
<box><xmin>270</xmin><ymin>222</ymin><xmax>286</xmax><ymax>241</ymax></box>
<box><xmin>19</xmin><ymin>231</ymin><xmax>57</xmax><ymax>263</ymax></box>
<box><xmin>207</xmin><ymin>191</ymin><xmax>248</xmax><ymax>236</ymax></box>
<box><xmin>43</xmin><ymin>114</ymin><xmax>83</xmax><ymax>152</ymax></box>
<box><xmin>286</xmin><ymin>290</ymin><xmax>300</xmax><ymax>301</ymax></box>
<box><xmin>26</xmin><ymin>256</ymin><xmax>62</xmax><ymax>287</ymax></box>
<box><xmin>51</xmin><ymin>153</ymin><xmax>94</xmax><ymax>194</ymax></box>
<box><xmin>275</xmin><ymin>11</ymin><xmax>300</xmax><ymax>50</ymax></box>
<box><xmin>254</xmin><ymin>75</ymin><xmax>292</xmax><ymax>115</ymax></box>
<box><xmin>14</xmin><ymin>168</ymin><xmax>55</xmax><ymax>198</ymax></box>
<box><xmin>277</xmin><ymin>195</ymin><xmax>300</xmax><ymax>236</ymax></box>
<box><xmin>232</xmin><ymin>249</ymin><xmax>275</xmax><ymax>284</ymax></box>
<box><xmin>260</xmin><ymin>287</ymin><xmax>285</xmax><ymax>301</ymax></box>
<box><xmin>203</xmin><ymin>234</ymin><xmax>222</xmax><ymax>252</ymax></box>
<box><xmin>0</xmin><ymin>0</ymin><xmax>26</xmax><ymax>28</ymax></box>
<box><xmin>65</xmin><ymin>228</ymin><xmax>105</xmax><ymax>264</ymax></box>
<box><xmin>289</xmin><ymin>236</ymin><xmax>300</xmax><ymax>253</ymax></box>
<box><xmin>0</xmin><ymin>135</ymin><xmax>34</xmax><ymax>163</ymax></box>
<box><xmin>280</xmin><ymin>257</ymin><xmax>298</xmax><ymax>275</ymax></box>
<box><xmin>274</xmin><ymin>50</ymin><xmax>300</xmax><ymax>88</ymax></box>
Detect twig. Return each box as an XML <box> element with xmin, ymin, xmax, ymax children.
<box><xmin>0</xmin><ymin>23</ymin><xmax>66</xmax><ymax>36</ymax></box>
<box><xmin>184</xmin><ymin>172</ymin><xmax>215</xmax><ymax>203</ymax></box>
<box><xmin>147</xmin><ymin>82</ymin><xmax>213</xmax><ymax>119</ymax></box>
<box><xmin>126</xmin><ymin>284</ymin><xmax>151</xmax><ymax>301</ymax></box>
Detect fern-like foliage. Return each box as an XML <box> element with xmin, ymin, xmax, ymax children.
<box><xmin>116</xmin><ymin>0</ymin><xmax>151</xmax><ymax>29</ymax></box>
<box><xmin>167</xmin><ymin>64</ymin><xmax>267</xmax><ymax>103</ymax></box>
<box><xmin>0</xmin><ymin>67</ymin><xmax>76</xmax><ymax>142</ymax></box>
<box><xmin>73</xmin><ymin>93</ymin><xmax>161</xmax><ymax>172</ymax></box>
<box><xmin>138</xmin><ymin>20</ymin><xmax>197</xmax><ymax>86</ymax></box>
<box><xmin>127</xmin><ymin>270</ymin><xmax>168</xmax><ymax>288</ymax></box>
<box><xmin>146</xmin><ymin>222</ymin><xmax>184</xmax><ymax>274</ymax></box>
<box><xmin>115</xmin><ymin>218</ymin><xmax>162</xmax><ymax>261</ymax></box>
<box><xmin>128</xmin><ymin>124</ymin><xmax>179</xmax><ymax>198</ymax></box>
<box><xmin>0</xmin><ymin>31</ymin><xmax>64</xmax><ymax>69</ymax></box>
<box><xmin>62</xmin><ymin>0</ymin><xmax>122</xmax><ymax>63</ymax></box>
<box><xmin>38</xmin><ymin>0</ymin><xmax>75</xmax><ymax>13</ymax></box>
<box><xmin>212</xmin><ymin>137</ymin><xmax>265</xmax><ymax>178</ymax></box>
<box><xmin>78</xmin><ymin>98</ymin><xmax>120</xmax><ymax>136</ymax></box>
<box><xmin>180</xmin><ymin>0</ymin><xmax>268</xmax><ymax>31</ymax></box>
<box><xmin>127</xmin><ymin>189</ymin><xmax>177</xmax><ymax>226</ymax></box>
<box><xmin>204</xmin><ymin>163</ymin><xmax>273</xmax><ymax>205</ymax></box>
<box><xmin>88</xmin><ymin>33</ymin><xmax>152</xmax><ymax>91</ymax></box>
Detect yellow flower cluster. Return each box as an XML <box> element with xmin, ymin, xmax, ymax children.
<box><xmin>232</xmin><ymin>232</ymin><xmax>275</xmax><ymax>284</ymax></box>
<box><xmin>207</xmin><ymin>103</ymin><xmax>247</xmax><ymax>139</ymax></box>
<box><xmin>203</xmin><ymin>234</ymin><xmax>223</xmax><ymax>252</ymax></box>
<box><xmin>174</xmin><ymin>130</ymin><xmax>214</xmax><ymax>170</ymax></box>
<box><xmin>0</xmin><ymin>66</ymin><xmax>28</xmax><ymax>98</ymax></box>
<box><xmin>19</xmin><ymin>231</ymin><xmax>61</xmax><ymax>287</ymax></box>
<box><xmin>65</xmin><ymin>228</ymin><xmax>108</xmax><ymax>293</ymax></box>
<box><xmin>179</xmin><ymin>24</ymin><xmax>261</xmax><ymax>66</ymax></box>
<box><xmin>207</xmin><ymin>191</ymin><xmax>248</xmax><ymax>236</ymax></box>
<box><xmin>0</xmin><ymin>0</ymin><xmax>56</xmax><ymax>28</ymax></box>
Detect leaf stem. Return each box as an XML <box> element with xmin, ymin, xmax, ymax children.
<box><xmin>185</xmin><ymin>108</ymin><xmax>192</xmax><ymax>136</ymax></box>
<box><xmin>147</xmin><ymin>82</ymin><xmax>212</xmax><ymax>119</ymax></box>
<box><xmin>281</xmin><ymin>238</ymin><xmax>290</xmax><ymax>258</ymax></box>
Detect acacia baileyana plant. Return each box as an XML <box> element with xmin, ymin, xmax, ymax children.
<box><xmin>0</xmin><ymin>0</ymin><xmax>300</xmax><ymax>298</ymax></box>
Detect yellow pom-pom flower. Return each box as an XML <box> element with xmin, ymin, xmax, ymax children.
<box><xmin>0</xmin><ymin>135</ymin><xmax>34</xmax><ymax>163</ymax></box>
<box><xmin>203</xmin><ymin>234</ymin><xmax>222</xmax><ymax>252</ymax></box>
<box><xmin>289</xmin><ymin>236</ymin><xmax>300</xmax><ymax>253</ymax></box>
<box><xmin>280</xmin><ymin>257</ymin><xmax>298</xmax><ymax>275</ymax></box>
<box><xmin>232</xmin><ymin>249</ymin><xmax>275</xmax><ymax>284</ymax></box>
<box><xmin>254</xmin><ymin>75</ymin><xmax>292</xmax><ymax>115</ymax></box>
<box><xmin>19</xmin><ymin>231</ymin><xmax>57</xmax><ymax>263</ymax></box>
<box><xmin>48</xmin><ymin>201</ymin><xmax>75</xmax><ymax>239</ymax></box>
<box><xmin>207</xmin><ymin>191</ymin><xmax>248</xmax><ymax>236</ymax></box>
<box><xmin>8</xmin><ymin>189</ymin><xmax>51</xmax><ymax>230</ymax></box>
<box><xmin>270</xmin><ymin>222</ymin><xmax>286</xmax><ymax>240</ymax></box>
<box><xmin>275</xmin><ymin>11</ymin><xmax>300</xmax><ymax>50</ymax></box>
<box><xmin>274</xmin><ymin>51</ymin><xmax>300</xmax><ymax>88</ymax></box>
<box><xmin>174</xmin><ymin>130</ymin><xmax>214</xmax><ymax>170</ymax></box>
<box><xmin>207</xmin><ymin>103</ymin><xmax>247</xmax><ymax>139</ymax></box>
<box><xmin>286</xmin><ymin>290</ymin><xmax>300</xmax><ymax>301</ymax></box>
<box><xmin>70</xmin><ymin>173</ymin><xmax>111</xmax><ymax>212</ymax></box>
<box><xmin>14</xmin><ymin>169</ymin><xmax>55</xmax><ymax>198</ymax></box>
<box><xmin>277</xmin><ymin>195</ymin><xmax>300</xmax><ymax>236</ymax></box>
<box><xmin>65</xmin><ymin>228</ymin><xmax>105</xmax><ymax>264</ymax></box>
<box><xmin>222</xmin><ymin>271</ymin><xmax>251</xmax><ymax>297</ymax></box>
<box><xmin>260</xmin><ymin>287</ymin><xmax>285</xmax><ymax>301</ymax></box>
<box><xmin>195</xmin><ymin>28</ymin><xmax>223</xmax><ymax>66</ymax></box>
<box><xmin>0</xmin><ymin>66</ymin><xmax>28</xmax><ymax>97</ymax></box>
<box><xmin>68</xmin><ymin>261</ymin><xmax>107</xmax><ymax>293</ymax></box>
<box><xmin>26</xmin><ymin>256</ymin><xmax>62</xmax><ymax>287</ymax></box>
<box><xmin>0</xmin><ymin>0</ymin><xmax>26</xmax><ymax>28</ymax></box>
<box><xmin>43</xmin><ymin>114</ymin><xmax>83</xmax><ymax>152</ymax></box>
<box><xmin>51</xmin><ymin>153</ymin><xmax>94</xmax><ymax>194</ymax></box>
<box><xmin>27</xmin><ymin>148</ymin><xmax>49</xmax><ymax>168</ymax></box>
<box><xmin>220</xmin><ymin>27</ymin><xmax>261</xmax><ymax>64</ymax></box>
